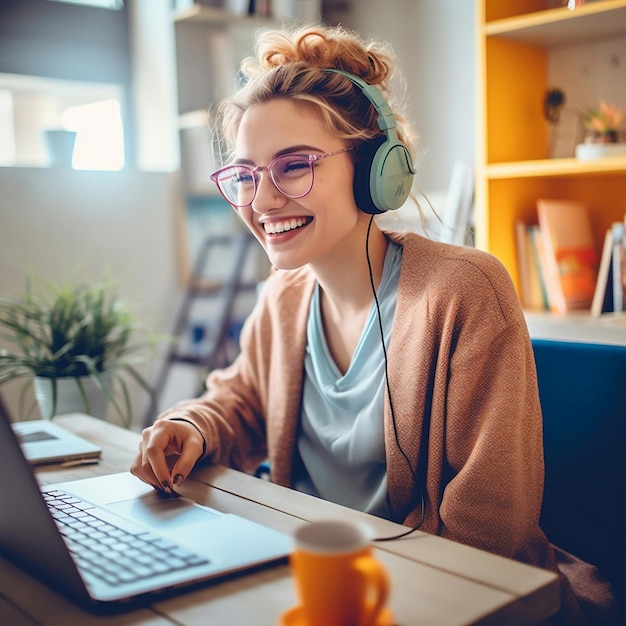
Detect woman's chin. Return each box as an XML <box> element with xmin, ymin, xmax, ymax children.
<box><xmin>267</xmin><ymin>255</ymin><xmax>306</xmax><ymax>271</ymax></box>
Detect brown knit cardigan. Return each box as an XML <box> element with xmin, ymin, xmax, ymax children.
<box><xmin>159</xmin><ymin>231</ymin><xmax>615</xmax><ymax>624</ymax></box>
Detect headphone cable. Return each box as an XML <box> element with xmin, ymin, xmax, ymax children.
<box><xmin>364</xmin><ymin>215</ymin><xmax>424</xmax><ymax>541</ymax></box>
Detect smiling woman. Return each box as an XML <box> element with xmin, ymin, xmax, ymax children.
<box><xmin>132</xmin><ymin>24</ymin><xmax>616</xmax><ymax>625</ymax></box>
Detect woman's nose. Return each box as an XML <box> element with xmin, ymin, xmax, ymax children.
<box><xmin>251</xmin><ymin>171</ymin><xmax>287</xmax><ymax>213</ymax></box>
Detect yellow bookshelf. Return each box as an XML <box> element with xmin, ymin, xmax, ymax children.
<box><xmin>475</xmin><ymin>0</ymin><xmax>626</xmax><ymax>306</ymax></box>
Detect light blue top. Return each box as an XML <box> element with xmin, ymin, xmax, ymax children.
<box><xmin>294</xmin><ymin>240</ymin><xmax>403</xmax><ymax>521</ymax></box>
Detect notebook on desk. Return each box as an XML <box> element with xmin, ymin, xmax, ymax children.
<box><xmin>0</xmin><ymin>408</ymin><xmax>292</xmax><ymax>613</ymax></box>
<box><xmin>11</xmin><ymin>417</ymin><xmax>102</xmax><ymax>466</ymax></box>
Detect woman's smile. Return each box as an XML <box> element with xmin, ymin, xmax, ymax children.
<box><xmin>263</xmin><ymin>216</ymin><xmax>313</xmax><ymax>235</ymax></box>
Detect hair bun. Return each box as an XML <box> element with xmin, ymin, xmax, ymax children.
<box><xmin>248</xmin><ymin>26</ymin><xmax>393</xmax><ymax>89</ymax></box>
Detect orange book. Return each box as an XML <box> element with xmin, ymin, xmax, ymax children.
<box><xmin>537</xmin><ymin>199</ymin><xmax>599</xmax><ymax>314</ymax></box>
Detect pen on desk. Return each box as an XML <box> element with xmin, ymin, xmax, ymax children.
<box><xmin>59</xmin><ymin>458</ymin><xmax>101</xmax><ymax>468</ymax></box>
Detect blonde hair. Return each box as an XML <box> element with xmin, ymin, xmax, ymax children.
<box><xmin>215</xmin><ymin>25</ymin><xmax>417</xmax><ymax>166</ymax></box>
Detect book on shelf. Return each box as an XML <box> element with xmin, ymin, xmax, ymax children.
<box><xmin>590</xmin><ymin>218</ymin><xmax>626</xmax><ymax>317</ymax></box>
<box><xmin>536</xmin><ymin>199</ymin><xmax>599</xmax><ymax>314</ymax></box>
<box><xmin>611</xmin><ymin>221</ymin><xmax>626</xmax><ymax>314</ymax></box>
<box><xmin>515</xmin><ymin>221</ymin><xmax>548</xmax><ymax>310</ymax></box>
<box><xmin>591</xmin><ymin>227</ymin><xmax>615</xmax><ymax>317</ymax></box>
<box><xmin>532</xmin><ymin>224</ymin><xmax>556</xmax><ymax>311</ymax></box>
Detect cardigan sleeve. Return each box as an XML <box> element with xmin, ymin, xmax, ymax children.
<box><xmin>156</xmin><ymin>292</ymin><xmax>271</xmax><ymax>476</ymax></box>
<box><xmin>413</xmin><ymin>246</ymin><xmax>548</xmax><ymax>563</ymax></box>
<box><xmin>385</xmin><ymin>233</ymin><xmax>549</xmax><ymax>564</ymax></box>
<box><xmin>437</xmin><ymin>318</ymin><xmax>546</xmax><ymax>562</ymax></box>
<box><xmin>155</xmin><ymin>266</ymin><xmax>312</xmax><ymax>481</ymax></box>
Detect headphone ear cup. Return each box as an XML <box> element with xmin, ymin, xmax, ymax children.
<box><xmin>353</xmin><ymin>136</ymin><xmax>386</xmax><ymax>215</ymax></box>
<box><xmin>353</xmin><ymin>136</ymin><xmax>415</xmax><ymax>215</ymax></box>
<box><xmin>326</xmin><ymin>69</ymin><xmax>416</xmax><ymax>213</ymax></box>
<box><xmin>369</xmin><ymin>142</ymin><xmax>414</xmax><ymax>212</ymax></box>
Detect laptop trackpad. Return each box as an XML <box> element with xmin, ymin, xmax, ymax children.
<box><xmin>107</xmin><ymin>494</ymin><xmax>221</xmax><ymax>531</ymax></box>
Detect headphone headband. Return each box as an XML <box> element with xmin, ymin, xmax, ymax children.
<box><xmin>324</xmin><ymin>69</ymin><xmax>415</xmax><ymax>214</ymax></box>
<box><xmin>325</xmin><ymin>69</ymin><xmax>397</xmax><ymax>132</ymax></box>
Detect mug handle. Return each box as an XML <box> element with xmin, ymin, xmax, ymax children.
<box><xmin>353</xmin><ymin>555</ymin><xmax>389</xmax><ymax>626</ymax></box>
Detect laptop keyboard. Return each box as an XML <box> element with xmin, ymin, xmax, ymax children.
<box><xmin>43</xmin><ymin>489</ymin><xmax>210</xmax><ymax>587</ymax></box>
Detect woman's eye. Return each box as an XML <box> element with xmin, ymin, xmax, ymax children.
<box><xmin>280</xmin><ymin>159</ymin><xmax>310</xmax><ymax>176</ymax></box>
<box><xmin>234</xmin><ymin>171</ymin><xmax>254</xmax><ymax>185</ymax></box>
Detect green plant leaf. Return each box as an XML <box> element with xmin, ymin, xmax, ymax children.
<box><xmin>0</xmin><ymin>275</ymin><xmax>162</xmax><ymax>426</ymax></box>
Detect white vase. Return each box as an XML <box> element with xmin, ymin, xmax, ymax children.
<box><xmin>575</xmin><ymin>142</ymin><xmax>626</xmax><ymax>161</ymax></box>
<box><xmin>34</xmin><ymin>373</ymin><xmax>112</xmax><ymax>420</ymax></box>
<box><xmin>42</xmin><ymin>129</ymin><xmax>77</xmax><ymax>168</ymax></box>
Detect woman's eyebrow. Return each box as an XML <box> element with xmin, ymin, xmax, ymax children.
<box><xmin>275</xmin><ymin>145</ymin><xmax>321</xmax><ymax>157</ymax></box>
<box><xmin>233</xmin><ymin>145</ymin><xmax>324</xmax><ymax>165</ymax></box>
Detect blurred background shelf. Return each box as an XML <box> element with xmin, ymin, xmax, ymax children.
<box><xmin>475</xmin><ymin>0</ymin><xmax>626</xmax><ymax>343</ymax></box>
<box><xmin>525</xmin><ymin>310</ymin><xmax>626</xmax><ymax>346</ymax></box>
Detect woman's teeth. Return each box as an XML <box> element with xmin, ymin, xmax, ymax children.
<box><xmin>264</xmin><ymin>217</ymin><xmax>310</xmax><ymax>234</ymax></box>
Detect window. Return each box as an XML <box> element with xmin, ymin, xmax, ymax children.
<box><xmin>62</xmin><ymin>99</ymin><xmax>125</xmax><ymax>170</ymax></box>
<box><xmin>0</xmin><ymin>74</ymin><xmax>125</xmax><ymax>170</ymax></box>
<box><xmin>44</xmin><ymin>0</ymin><xmax>124</xmax><ymax>9</ymax></box>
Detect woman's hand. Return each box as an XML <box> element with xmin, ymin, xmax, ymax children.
<box><xmin>130</xmin><ymin>418</ymin><xmax>206</xmax><ymax>494</ymax></box>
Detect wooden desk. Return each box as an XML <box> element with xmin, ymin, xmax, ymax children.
<box><xmin>0</xmin><ymin>415</ymin><xmax>560</xmax><ymax>626</ymax></box>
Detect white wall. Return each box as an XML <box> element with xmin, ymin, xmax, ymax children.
<box><xmin>130</xmin><ymin>0</ymin><xmax>181</xmax><ymax>171</ymax></box>
<box><xmin>337</xmin><ymin>0</ymin><xmax>476</xmax><ymax>196</ymax></box>
<box><xmin>0</xmin><ymin>167</ymin><xmax>182</xmax><ymax>426</ymax></box>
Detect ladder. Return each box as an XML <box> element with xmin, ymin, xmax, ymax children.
<box><xmin>143</xmin><ymin>231</ymin><xmax>260</xmax><ymax>427</ymax></box>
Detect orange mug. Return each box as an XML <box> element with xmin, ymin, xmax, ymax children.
<box><xmin>284</xmin><ymin>519</ymin><xmax>391</xmax><ymax>626</ymax></box>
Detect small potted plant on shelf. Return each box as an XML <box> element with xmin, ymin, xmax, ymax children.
<box><xmin>0</xmin><ymin>276</ymin><xmax>157</xmax><ymax>427</ymax></box>
<box><xmin>583</xmin><ymin>100</ymin><xmax>625</xmax><ymax>143</ymax></box>
<box><xmin>575</xmin><ymin>100</ymin><xmax>626</xmax><ymax>161</ymax></box>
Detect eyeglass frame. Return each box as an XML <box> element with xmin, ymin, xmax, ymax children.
<box><xmin>209</xmin><ymin>147</ymin><xmax>352</xmax><ymax>208</ymax></box>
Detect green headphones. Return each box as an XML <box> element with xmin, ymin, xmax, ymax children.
<box><xmin>326</xmin><ymin>69</ymin><xmax>416</xmax><ymax>215</ymax></box>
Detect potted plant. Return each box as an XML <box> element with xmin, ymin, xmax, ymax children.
<box><xmin>575</xmin><ymin>100</ymin><xmax>626</xmax><ymax>161</ymax></box>
<box><xmin>582</xmin><ymin>100</ymin><xmax>625</xmax><ymax>144</ymax></box>
<box><xmin>0</xmin><ymin>276</ymin><xmax>157</xmax><ymax>427</ymax></box>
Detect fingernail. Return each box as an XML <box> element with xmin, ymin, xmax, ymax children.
<box><xmin>161</xmin><ymin>480</ymin><xmax>172</xmax><ymax>494</ymax></box>
<box><xmin>174</xmin><ymin>474</ymin><xmax>184</xmax><ymax>487</ymax></box>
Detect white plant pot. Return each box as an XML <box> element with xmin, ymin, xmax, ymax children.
<box><xmin>575</xmin><ymin>142</ymin><xmax>626</xmax><ymax>161</ymax></box>
<box><xmin>43</xmin><ymin>129</ymin><xmax>77</xmax><ymax>168</ymax></box>
<box><xmin>34</xmin><ymin>373</ymin><xmax>112</xmax><ymax>420</ymax></box>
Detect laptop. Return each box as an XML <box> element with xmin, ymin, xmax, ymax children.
<box><xmin>0</xmin><ymin>408</ymin><xmax>293</xmax><ymax>613</ymax></box>
<box><xmin>12</xmin><ymin>417</ymin><xmax>102</xmax><ymax>466</ymax></box>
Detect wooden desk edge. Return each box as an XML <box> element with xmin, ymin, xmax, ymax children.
<box><xmin>49</xmin><ymin>414</ymin><xmax>561</xmax><ymax>624</ymax></box>
<box><xmin>191</xmin><ymin>463</ymin><xmax>560</xmax><ymax>596</ymax></box>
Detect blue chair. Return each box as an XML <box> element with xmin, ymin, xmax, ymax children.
<box><xmin>532</xmin><ymin>339</ymin><xmax>626</xmax><ymax>616</ymax></box>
